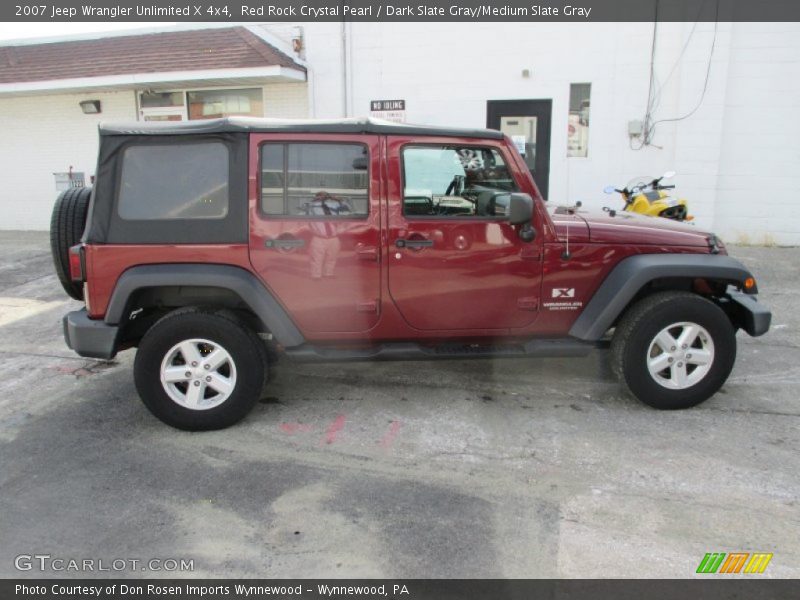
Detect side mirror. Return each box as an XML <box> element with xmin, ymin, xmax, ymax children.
<box><xmin>352</xmin><ymin>157</ymin><xmax>368</xmax><ymax>170</ymax></box>
<box><xmin>662</xmin><ymin>170</ymin><xmax>676</xmax><ymax>180</ymax></box>
<box><xmin>509</xmin><ymin>193</ymin><xmax>534</xmax><ymax>225</ymax></box>
<box><xmin>603</xmin><ymin>185</ymin><xmax>616</xmax><ymax>194</ymax></box>
<box><xmin>490</xmin><ymin>193</ymin><xmax>511</xmax><ymax>217</ymax></box>
<box><xmin>508</xmin><ymin>193</ymin><xmax>536</xmax><ymax>242</ymax></box>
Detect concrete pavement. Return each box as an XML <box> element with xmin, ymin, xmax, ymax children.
<box><xmin>0</xmin><ymin>232</ymin><xmax>797</xmax><ymax>578</ymax></box>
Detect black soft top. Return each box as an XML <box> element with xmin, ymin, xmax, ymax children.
<box><xmin>99</xmin><ymin>116</ymin><xmax>505</xmax><ymax>140</ymax></box>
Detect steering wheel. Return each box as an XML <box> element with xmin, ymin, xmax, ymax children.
<box><xmin>445</xmin><ymin>175</ymin><xmax>464</xmax><ymax>196</ymax></box>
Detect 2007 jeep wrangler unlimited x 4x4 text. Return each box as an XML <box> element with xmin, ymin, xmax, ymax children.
<box><xmin>51</xmin><ymin>118</ymin><xmax>771</xmax><ymax>430</ymax></box>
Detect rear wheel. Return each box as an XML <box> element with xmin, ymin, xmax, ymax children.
<box><xmin>611</xmin><ymin>291</ymin><xmax>736</xmax><ymax>409</ymax></box>
<box><xmin>134</xmin><ymin>308</ymin><xmax>267</xmax><ymax>430</ymax></box>
<box><xmin>49</xmin><ymin>187</ymin><xmax>92</xmax><ymax>300</ymax></box>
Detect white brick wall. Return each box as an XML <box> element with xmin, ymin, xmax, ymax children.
<box><xmin>297</xmin><ymin>21</ymin><xmax>800</xmax><ymax>245</ymax></box>
<box><xmin>0</xmin><ymin>82</ymin><xmax>307</xmax><ymax>230</ymax></box>
<box><xmin>0</xmin><ymin>90</ymin><xmax>136</xmax><ymax>230</ymax></box>
<box><xmin>714</xmin><ymin>23</ymin><xmax>800</xmax><ymax>245</ymax></box>
<box><xmin>301</xmin><ymin>21</ymin><xmax>697</xmax><ymax>209</ymax></box>
<box><xmin>264</xmin><ymin>83</ymin><xmax>309</xmax><ymax>118</ymax></box>
<box><xmin>2</xmin><ymin>22</ymin><xmax>799</xmax><ymax>244</ymax></box>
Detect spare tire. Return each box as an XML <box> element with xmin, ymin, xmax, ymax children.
<box><xmin>50</xmin><ymin>186</ymin><xmax>92</xmax><ymax>300</ymax></box>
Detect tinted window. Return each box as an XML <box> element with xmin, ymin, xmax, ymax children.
<box><xmin>260</xmin><ymin>144</ymin><xmax>285</xmax><ymax>215</ymax></box>
<box><xmin>118</xmin><ymin>143</ymin><xmax>229</xmax><ymax>220</ymax></box>
<box><xmin>402</xmin><ymin>146</ymin><xmax>518</xmax><ymax>218</ymax></box>
<box><xmin>260</xmin><ymin>143</ymin><xmax>369</xmax><ymax>217</ymax></box>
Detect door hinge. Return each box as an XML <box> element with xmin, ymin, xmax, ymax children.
<box><xmin>517</xmin><ymin>297</ymin><xmax>539</xmax><ymax>311</ymax></box>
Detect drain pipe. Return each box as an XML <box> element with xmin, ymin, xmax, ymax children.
<box><xmin>340</xmin><ymin>19</ymin><xmax>348</xmax><ymax>117</ymax></box>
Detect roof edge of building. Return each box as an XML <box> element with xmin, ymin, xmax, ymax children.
<box><xmin>0</xmin><ymin>25</ymin><xmax>307</xmax><ymax>87</ymax></box>
<box><xmin>0</xmin><ymin>65</ymin><xmax>307</xmax><ymax>96</ymax></box>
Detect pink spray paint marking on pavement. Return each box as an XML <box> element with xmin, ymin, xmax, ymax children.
<box><xmin>324</xmin><ymin>415</ymin><xmax>346</xmax><ymax>444</ymax></box>
<box><xmin>280</xmin><ymin>423</ymin><xmax>313</xmax><ymax>434</ymax></box>
<box><xmin>380</xmin><ymin>420</ymin><xmax>403</xmax><ymax>448</ymax></box>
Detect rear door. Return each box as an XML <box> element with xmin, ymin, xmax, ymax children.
<box><xmin>249</xmin><ymin>134</ymin><xmax>382</xmax><ymax>334</ymax></box>
<box><xmin>386</xmin><ymin>136</ymin><xmax>543</xmax><ymax>332</ymax></box>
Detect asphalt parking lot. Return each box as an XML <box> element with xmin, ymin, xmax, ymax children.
<box><xmin>0</xmin><ymin>230</ymin><xmax>798</xmax><ymax>578</ymax></box>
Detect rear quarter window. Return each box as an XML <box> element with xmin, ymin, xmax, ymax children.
<box><xmin>118</xmin><ymin>142</ymin><xmax>229</xmax><ymax>220</ymax></box>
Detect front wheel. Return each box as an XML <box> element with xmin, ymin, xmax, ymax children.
<box><xmin>611</xmin><ymin>291</ymin><xmax>736</xmax><ymax>409</ymax></box>
<box><xmin>134</xmin><ymin>308</ymin><xmax>267</xmax><ymax>430</ymax></box>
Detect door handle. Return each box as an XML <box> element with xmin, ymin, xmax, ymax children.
<box><xmin>395</xmin><ymin>238</ymin><xmax>434</xmax><ymax>249</ymax></box>
<box><xmin>265</xmin><ymin>237</ymin><xmax>305</xmax><ymax>250</ymax></box>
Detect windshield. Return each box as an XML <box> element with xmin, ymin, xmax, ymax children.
<box><xmin>625</xmin><ymin>175</ymin><xmax>655</xmax><ymax>193</ymax></box>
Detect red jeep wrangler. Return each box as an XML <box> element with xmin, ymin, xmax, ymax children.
<box><xmin>51</xmin><ymin>118</ymin><xmax>771</xmax><ymax>430</ymax></box>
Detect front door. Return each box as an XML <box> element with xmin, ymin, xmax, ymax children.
<box><xmin>487</xmin><ymin>99</ymin><xmax>552</xmax><ymax>199</ymax></box>
<box><xmin>249</xmin><ymin>134</ymin><xmax>382</xmax><ymax>334</ymax></box>
<box><xmin>386</xmin><ymin>137</ymin><xmax>542</xmax><ymax>332</ymax></box>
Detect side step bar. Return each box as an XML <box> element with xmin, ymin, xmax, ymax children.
<box><xmin>283</xmin><ymin>339</ymin><xmax>596</xmax><ymax>363</ymax></box>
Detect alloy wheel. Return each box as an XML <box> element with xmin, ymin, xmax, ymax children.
<box><xmin>646</xmin><ymin>322</ymin><xmax>715</xmax><ymax>390</ymax></box>
<box><xmin>159</xmin><ymin>338</ymin><xmax>237</xmax><ymax>410</ymax></box>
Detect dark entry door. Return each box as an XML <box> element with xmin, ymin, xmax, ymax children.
<box><xmin>487</xmin><ymin>99</ymin><xmax>552</xmax><ymax>199</ymax></box>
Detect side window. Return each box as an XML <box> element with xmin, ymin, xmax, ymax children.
<box><xmin>402</xmin><ymin>146</ymin><xmax>518</xmax><ymax>218</ymax></box>
<box><xmin>260</xmin><ymin>143</ymin><xmax>369</xmax><ymax>217</ymax></box>
<box><xmin>568</xmin><ymin>83</ymin><xmax>591</xmax><ymax>158</ymax></box>
<box><xmin>118</xmin><ymin>143</ymin><xmax>228</xmax><ymax>220</ymax></box>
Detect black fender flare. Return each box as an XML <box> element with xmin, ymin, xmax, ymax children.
<box><xmin>104</xmin><ymin>264</ymin><xmax>305</xmax><ymax>347</ymax></box>
<box><xmin>568</xmin><ymin>254</ymin><xmax>753</xmax><ymax>341</ymax></box>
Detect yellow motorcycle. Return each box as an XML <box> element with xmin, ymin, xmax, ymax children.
<box><xmin>603</xmin><ymin>171</ymin><xmax>692</xmax><ymax>221</ymax></box>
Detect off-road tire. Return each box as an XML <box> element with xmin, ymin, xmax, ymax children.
<box><xmin>216</xmin><ymin>309</ymin><xmax>272</xmax><ymax>395</ymax></box>
<box><xmin>611</xmin><ymin>291</ymin><xmax>736</xmax><ymax>409</ymax></box>
<box><xmin>50</xmin><ymin>186</ymin><xmax>92</xmax><ymax>300</ymax></box>
<box><xmin>134</xmin><ymin>308</ymin><xmax>268</xmax><ymax>430</ymax></box>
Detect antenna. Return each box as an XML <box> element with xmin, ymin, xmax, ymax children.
<box><xmin>561</xmin><ymin>221</ymin><xmax>571</xmax><ymax>260</ymax></box>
